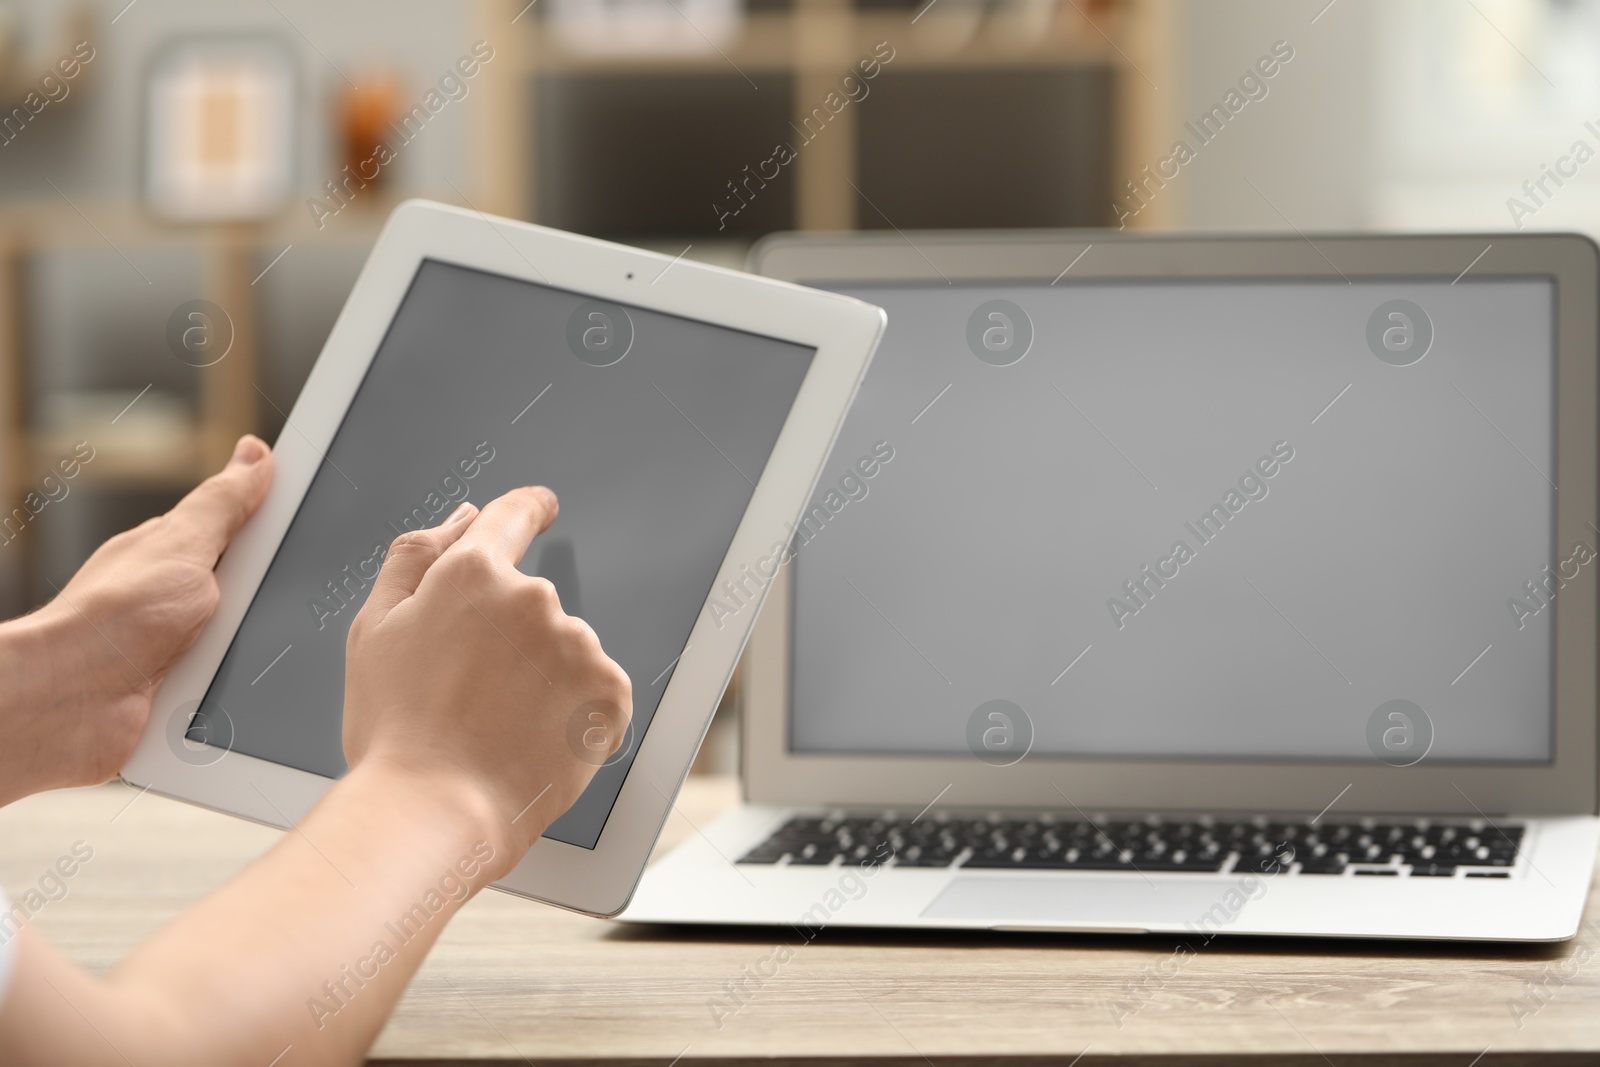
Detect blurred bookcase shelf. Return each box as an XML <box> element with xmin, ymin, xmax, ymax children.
<box><xmin>0</xmin><ymin>6</ymin><xmax>93</xmax><ymax>101</ymax></box>
<box><xmin>0</xmin><ymin>199</ymin><xmax>399</xmax><ymax>600</ymax></box>
<box><xmin>514</xmin><ymin>11</ymin><xmax>1111</xmax><ymax>74</ymax></box>
<box><xmin>473</xmin><ymin>0</ymin><xmax>1129</xmax><ymax>234</ymax></box>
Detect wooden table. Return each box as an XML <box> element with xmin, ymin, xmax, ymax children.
<box><xmin>4</xmin><ymin>776</ymin><xmax>1599</xmax><ymax>1065</ymax></box>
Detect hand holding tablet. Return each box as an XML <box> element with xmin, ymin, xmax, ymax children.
<box><xmin>0</xmin><ymin>436</ymin><xmax>274</xmax><ymax>808</ymax></box>
<box><xmin>342</xmin><ymin>485</ymin><xmax>632</xmax><ymax>867</ymax></box>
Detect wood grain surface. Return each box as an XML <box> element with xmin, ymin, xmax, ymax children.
<box><xmin>3</xmin><ymin>776</ymin><xmax>1597</xmax><ymax>1065</ymax></box>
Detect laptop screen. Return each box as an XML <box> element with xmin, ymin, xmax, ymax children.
<box><xmin>789</xmin><ymin>278</ymin><xmax>1557</xmax><ymax>765</ymax></box>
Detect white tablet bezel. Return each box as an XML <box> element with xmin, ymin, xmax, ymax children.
<box><xmin>121</xmin><ymin>199</ymin><xmax>885</xmax><ymax>917</ymax></box>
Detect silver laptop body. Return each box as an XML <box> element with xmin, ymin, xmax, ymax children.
<box><xmin>624</xmin><ymin>230</ymin><xmax>1600</xmax><ymax>941</ymax></box>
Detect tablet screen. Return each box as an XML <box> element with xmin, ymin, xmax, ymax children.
<box><xmin>194</xmin><ymin>259</ymin><xmax>815</xmax><ymax>848</ymax></box>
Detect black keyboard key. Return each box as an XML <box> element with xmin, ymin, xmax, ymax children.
<box><xmin>737</xmin><ymin>846</ymin><xmax>790</xmax><ymax>864</ymax></box>
<box><xmin>892</xmin><ymin>852</ymin><xmax>961</xmax><ymax>868</ymax></box>
<box><xmin>786</xmin><ymin>851</ymin><xmax>839</xmax><ymax>866</ymax></box>
<box><xmin>1123</xmin><ymin>854</ymin><xmax>1228</xmax><ymax>873</ymax></box>
<box><xmin>1238</xmin><ymin>853</ymin><xmax>1294</xmax><ymax>875</ymax></box>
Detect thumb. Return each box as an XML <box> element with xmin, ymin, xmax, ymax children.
<box><xmin>167</xmin><ymin>435</ymin><xmax>274</xmax><ymax>564</ymax></box>
<box><xmin>362</xmin><ymin>501</ymin><xmax>479</xmax><ymax>622</ymax></box>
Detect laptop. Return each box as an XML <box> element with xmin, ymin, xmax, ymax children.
<box><xmin>622</xmin><ymin>230</ymin><xmax>1600</xmax><ymax>941</ymax></box>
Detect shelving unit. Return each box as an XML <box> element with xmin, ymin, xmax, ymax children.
<box><xmin>471</xmin><ymin>0</ymin><xmax>1130</xmax><ymax>230</ymax></box>
<box><xmin>0</xmin><ymin>198</ymin><xmax>395</xmax><ymax>599</ymax></box>
<box><xmin>0</xmin><ymin>0</ymin><xmax>1149</xmax><ymax>612</ymax></box>
<box><xmin>0</xmin><ymin>7</ymin><xmax>93</xmax><ymax>105</ymax></box>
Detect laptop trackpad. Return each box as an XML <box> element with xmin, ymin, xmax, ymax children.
<box><xmin>922</xmin><ymin>875</ymin><xmax>1257</xmax><ymax>929</ymax></box>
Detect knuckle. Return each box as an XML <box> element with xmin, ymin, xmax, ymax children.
<box><xmin>492</xmin><ymin>493</ymin><xmax>537</xmax><ymax>533</ymax></box>
<box><xmin>348</xmin><ymin>601</ymin><xmax>377</xmax><ymax>637</ymax></box>
<box><xmin>388</xmin><ymin>529</ymin><xmax>434</xmax><ymax>554</ymax></box>
<box><xmin>523</xmin><ymin>575</ymin><xmax>559</xmax><ymax>607</ymax></box>
<box><xmin>198</xmin><ymin>472</ymin><xmax>250</xmax><ymax>524</ymax></box>
<box><xmin>502</xmin><ymin>492</ymin><xmax>536</xmax><ymax>519</ymax></box>
<box><xmin>560</xmin><ymin>614</ymin><xmax>600</xmax><ymax>652</ymax></box>
<box><xmin>600</xmin><ymin>659</ymin><xmax>633</xmax><ymax>708</ymax></box>
<box><xmin>442</xmin><ymin>545</ymin><xmax>498</xmax><ymax>583</ymax></box>
<box><xmin>508</xmin><ymin>485</ymin><xmax>554</xmax><ymax>516</ymax></box>
<box><xmin>387</xmin><ymin>527</ymin><xmax>432</xmax><ymax>550</ymax></box>
<box><xmin>382</xmin><ymin>533</ymin><xmax>443</xmax><ymax>575</ymax></box>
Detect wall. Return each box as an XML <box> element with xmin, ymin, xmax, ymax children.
<box><xmin>1124</xmin><ymin>0</ymin><xmax>1378</xmax><ymax>233</ymax></box>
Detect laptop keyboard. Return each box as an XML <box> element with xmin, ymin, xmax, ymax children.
<box><xmin>737</xmin><ymin>813</ymin><xmax>1526</xmax><ymax>878</ymax></box>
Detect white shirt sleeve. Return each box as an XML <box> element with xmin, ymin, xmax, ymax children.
<box><xmin>0</xmin><ymin>886</ymin><xmax>15</xmax><ymax>1007</ymax></box>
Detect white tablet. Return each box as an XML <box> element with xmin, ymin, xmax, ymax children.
<box><xmin>121</xmin><ymin>199</ymin><xmax>884</xmax><ymax>916</ymax></box>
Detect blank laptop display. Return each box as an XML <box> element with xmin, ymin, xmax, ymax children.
<box><xmin>789</xmin><ymin>279</ymin><xmax>1555</xmax><ymax>765</ymax></box>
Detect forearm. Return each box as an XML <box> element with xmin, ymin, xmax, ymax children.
<box><xmin>1</xmin><ymin>761</ymin><xmax>517</xmax><ymax>1067</ymax></box>
<box><xmin>0</xmin><ymin>610</ymin><xmax>86</xmax><ymax>806</ymax></box>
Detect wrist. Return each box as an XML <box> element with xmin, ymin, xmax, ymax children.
<box><xmin>0</xmin><ymin>610</ymin><xmax>81</xmax><ymax>801</ymax></box>
<box><xmin>15</xmin><ymin>598</ymin><xmax>119</xmax><ymax>718</ymax></box>
<box><xmin>3</xmin><ymin>606</ymin><xmax>70</xmax><ymax>704</ymax></box>
<box><xmin>340</xmin><ymin>755</ymin><xmax>524</xmax><ymax>886</ymax></box>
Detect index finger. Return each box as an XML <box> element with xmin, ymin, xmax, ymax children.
<box><xmin>443</xmin><ymin>485</ymin><xmax>559</xmax><ymax>567</ymax></box>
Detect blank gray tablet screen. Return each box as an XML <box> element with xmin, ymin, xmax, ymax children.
<box><xmin>790</xmin><ymin>279</ymin><xmax>1556</xmax><ymax>764</ymax></box>
<box><xmin>195</xmin><ymin>259</ymin><xmax>814</xmax><ymax>848</ymax></box>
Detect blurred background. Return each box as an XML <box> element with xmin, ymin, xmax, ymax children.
<box><xmin>0</xmin><ymin>0</ymin><xmax>1590</xmax><ymax>769</ymax></box>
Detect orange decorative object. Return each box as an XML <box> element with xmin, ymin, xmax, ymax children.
<box><xmin>340</xmin><ymin>76</ymin><xmax>401</xmax><ymax>195</ymax></box>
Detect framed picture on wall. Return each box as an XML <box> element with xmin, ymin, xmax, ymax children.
<box><xmin>145</xmin><ymin>38</ymin><xmax>296</xmax><ymax>221</ymax></box>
